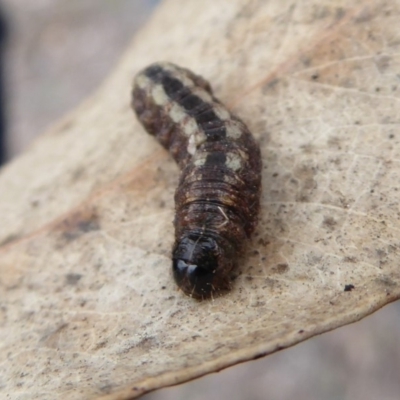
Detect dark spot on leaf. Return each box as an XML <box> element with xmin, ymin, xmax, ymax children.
<box><xmin>0</xmin><ymin>233</ymin><xmax>21</xmax><ymax>247</ymax></box>
<box><xmin>272</xmin><ymin>263</ymin><xmax>289</xmax><ymax>274</ymax></box>
<box><xmin>262</xmin><ymin>78</ymin><xmax>279</xmax><ymax>94</ymax></box>
<box><xmin>40</xmin><ymin>323</ymin><xmax>69</xmax><ymax>347</ymax></box>
<box><xmin>65</xmin><ymin>273</ymin><xmax>82</xmax><ymax>285</ymax></box>
<box><xmin>136</xmin><ymin>336</ymin><xmax>157</xmax><ymax>352</ymax></box>
<box><xmin>30</xmin><ymin>199</ymin><xmax>40</xmax><ymax>208</ymax></box>
<box><xmin>335</xmin><ymin>7</ymin><xmax>346</xmax><ymax>20</ymax></box>
<box><xmin>343</xmin><ymin>256</ymin><xmax>357</xmax><ymax>263</ymax></box>
<box><xmin>323</xmin><ymin>216</ymin><xmax>337</xmax><ymax>231</ymax></box>
<box><xmin>56</xmin><ymin>208</ymin><xmax>100</xmax><ymax>244</ymax></box>
<box><xmin>94</xmin><ymin>340</ymin><xmax>108</xmax><ymax>350</ymax></box>
<box><xmin>100</xmin><ymin>384</ymin><xmax>114</xmax><ymax>394</ymax></box>
<box><xmin>354</xmin><ymin>8</ymin><xmax>373</xmax><ymax>23</ymax></box>
<box><xmin>328</xmin><ymin>136</ymin><xmax>341</xmax><ymax>149</ymax></box>
<box><xmin>71</xmin><ymin>167</ymin><xmax>85</xmax><ymax>182</ymax></box>
<box><xmin>257</xmin><ymin>237</ymin><xmax>270</xmax><ymax>247</ymax></box>
<box><xmin>301</xmin><ymin>143</ymin><xmax>314</xmax><ymax>153</ymax></box>
<box><xmin>375</xmin><ymin>276</ymin><xmax>396</xmax><ymax>287</ymax></box>
<box><xmin>301</xmin><ymin>57</ymin><xmax>312</xmax><ymax>67</ymax></box>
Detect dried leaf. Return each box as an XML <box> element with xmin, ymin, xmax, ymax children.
<box><xmin>1</xmin><ymin>0</ymin><xmax>400</xmax><ymax>399</ymax></box>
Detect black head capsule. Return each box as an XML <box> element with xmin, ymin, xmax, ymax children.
<box><xmin>172</xmin><ymin>233</ymin><xmax>235</xmax><ymax>299</ymax></box>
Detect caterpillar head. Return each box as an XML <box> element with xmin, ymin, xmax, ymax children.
<box><xmin>172</xmin><ymin>232</ymin><xmax>235</xmax><ymax>299</ymax></box>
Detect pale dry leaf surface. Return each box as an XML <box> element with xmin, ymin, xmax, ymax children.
<box><xmin>1</xmin><ymin>0</ymin><xmax>400</xmax><ymax>399</ymax></box>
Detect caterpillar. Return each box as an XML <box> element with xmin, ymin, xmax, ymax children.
<box><xmin>132</xmin><ymin>62</ymin><xmax>261</xmax><ymax>299</ymax></box>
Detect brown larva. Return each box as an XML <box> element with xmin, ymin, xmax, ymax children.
<box><xmin>132</xmin><ymin>62</ymin><xmax>261</xmax><ymax>299</ymax></box>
